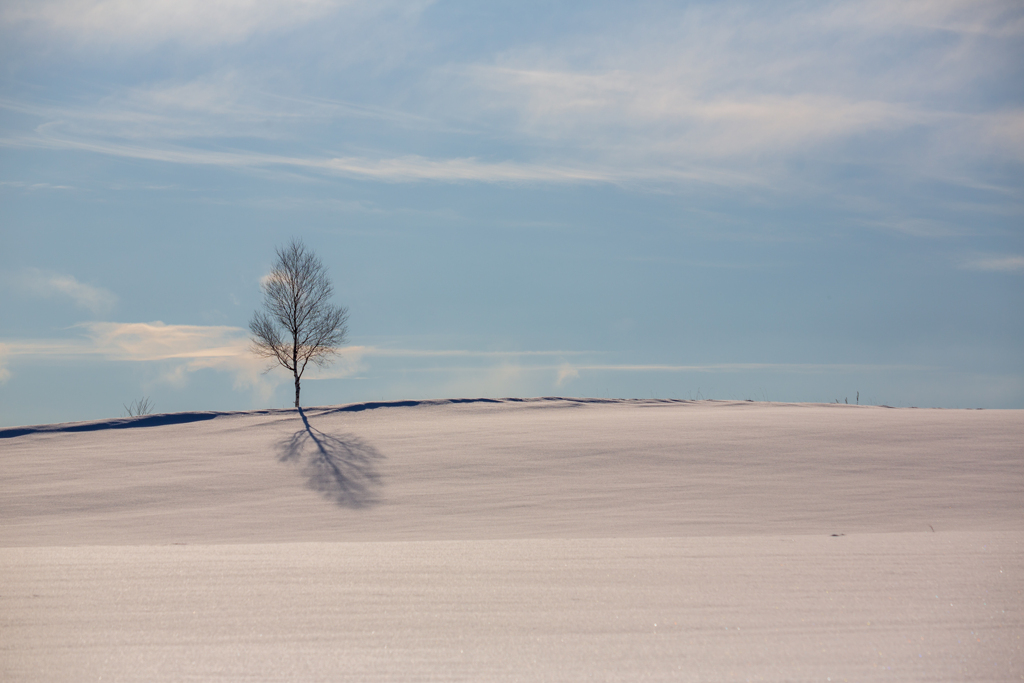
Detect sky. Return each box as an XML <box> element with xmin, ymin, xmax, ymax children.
<box><xmin>1</xmin><ymin>0</ymin><xmax>1022</xmax><ymax>427</ymax></box>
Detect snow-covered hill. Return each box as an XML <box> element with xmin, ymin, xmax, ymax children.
<box><xmin>2</xmin><ymin>398</ymin><xmax>1021</xmax><ymax>681</ymax></box>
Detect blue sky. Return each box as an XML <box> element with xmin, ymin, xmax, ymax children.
<box><xmin>1</xmin><ymin>0</ymin><xmax>1022</xmax><ymax>426</ymax></box>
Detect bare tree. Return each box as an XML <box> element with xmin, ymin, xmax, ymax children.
<box><xmin>250</xmin><ymin>239</ymin><xmax>349</xmax><ymax>408</ymax></box>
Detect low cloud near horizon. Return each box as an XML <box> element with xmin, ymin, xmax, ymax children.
<box><xmin>0</xmin><ymin>320</ymin><xmax>934</xmax><ymax>398</ymax></box>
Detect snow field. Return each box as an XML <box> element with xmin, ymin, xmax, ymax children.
<box><xmin>1</xmin><ymin>398</ymin><xmax>1021</xmax><ymax>680</ymax></box>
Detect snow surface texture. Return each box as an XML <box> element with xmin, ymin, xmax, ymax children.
<box><xmin>1</xmin><ymin>398</ymin><xmax>1022</xmax><ymax>680</ymax></box>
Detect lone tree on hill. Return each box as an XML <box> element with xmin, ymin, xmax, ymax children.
<box><xmin>250</xmin><ymin>239</ymin><xmax>349</xmax><ymax>408</ymax></box>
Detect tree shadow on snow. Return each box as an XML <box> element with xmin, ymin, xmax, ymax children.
<box><xmin>278</xmin><ymin>408</ymin><xmax>384</xmax><ymax>508</ymax></box>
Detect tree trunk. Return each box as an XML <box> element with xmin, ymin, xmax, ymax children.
<box><xmin>293</xmin><ymin>333</ymin><xmax>300</xmax><ymax>408</ymax></box>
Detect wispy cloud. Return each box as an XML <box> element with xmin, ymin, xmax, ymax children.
<box><xmin>0</xmin><ymin>325</ymin><xmax>589</xmax><ymax>397</ymax></box>
<box><xmin>86</xmin><ymin>321</ymin><xmax>291</xmax><ymax>397</ymax></box>
<box><xmin>79</xmin><ymin>321</ymin><xmax>247</xmax><ymax>362</ymax></box>
<box><xmin>362</xmin><ymin>348</ymin><xmax>588</xmax><ymax>359</ymax></box>
<box><xmin>866</xmin><ymin>218</ymin><xmax>972</xmax><ymax>239</ymax></box>
<box><xmin>433</xmin><ymin>0</ymin><xmax>1024</xmax><ymax>194</ymax></box>
<box><xmin>461</xmin><ymin>65</ymin><xmax>914</xmax><ymax>160</ymax></box>
<box><xmin>370</xmin><ymin>359</ymin><xmax>931</xmax><ymax>399</ymax></box>
<box><xmin>421</xmin><ymin>362</ymin><xmax>925</xmax><ymax>381</ymax></box>
<box><xmin>556</xmin><ymin>363</ymin><xmax>580</xmax><ymax>387</ymax></box>
<box><xmin>15</xmin><ymin>268</ymin><xmax>117</xmax><ymax>314</ymax></box>
<box><xmin>552</xmin><ymin>363</ymin><xmax>921</xmax><ymax>374</ymax></box>
<box><xmin>959</xmin><ymin>254</ymin><xmax>1024</xmax><ymax>272</ymax></box>
<box><xmin>1</xmin><ymin>71</ymin><xmax>445</xmax><ymax>143</ymax></box>
<box><xmin>0</xmin><ymin>345</ymin><xmax>11</xmax><ymax>385</ymax></box>
<box><xmin>0</xmin><ymin>132</ymin><xmax>626</xmax><ymax>185</ymax></box>
<box><xmin>1</xmin><ymin>0</ymin><xmax>1020</xmax><ymax>209</ymax></box>
<box><xmin>0</xmin><ymin>321</ymin><xmax>280</xmax><ymax>399</ymax></box>
<box><xmin>0</xmin><ymin>323</ymin><xmax>933</xmax><ymax>403</ymax></box>
<box><xmin>821</xmin><ymin>0</ymin><xmax>1024</xmax><ymax>39</ymax></box>
<box><xmin>0</xmin><ymin>180</ymin><xmax>74</xmax><ymax>190</ymax></box>
<box><xmin>1</xmin><ymin>322</ymin><xmax>249</xmax><ymax>364</ymax></box>
<box><xmin>1</xmin><ymin>0</ymin><xmax>350</xmax><ymax>47</ymax></box>
<box><xmin>306</xmin><ymin>346</ymin><xmax>589</xmax><ymax>379</ymax></box>
<box><xmin>0</xmin><ymin>329</ymin><xmax>585</xmax><ymax>366</ymax></box>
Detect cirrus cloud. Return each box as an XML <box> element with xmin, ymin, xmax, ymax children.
<box><xmin>1</xmin><ymin>0</ymin><xmax>351</xmax><ymax>47</ymax></box>
<box><xmin>959</xmin><ymin>254</ymin><xmax>1024</xmax><ymax>272</ymax></box>
<box><xmin>16</xmin><ymin>268</ymin><xmax>117</xmax><ymax>315</ymax></box>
